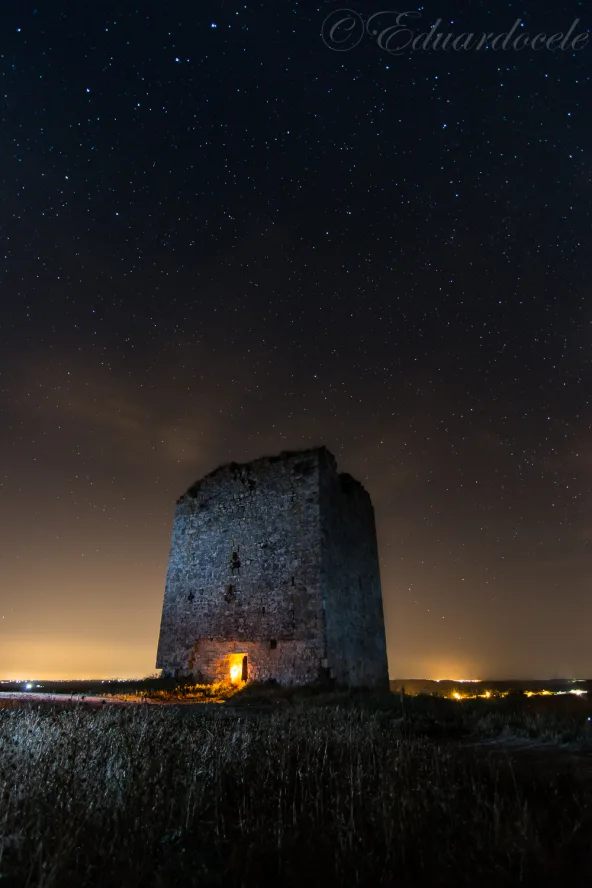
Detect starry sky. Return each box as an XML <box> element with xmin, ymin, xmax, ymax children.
<box><xmin>1</xmin><ymin>0</ymin><xmax>591</xmax><ymax>680</ymax></box>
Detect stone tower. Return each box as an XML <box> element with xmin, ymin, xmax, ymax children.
<box><xmin>156</xmin><ymin>447</ymin><xmax>389</xmax><ymax>688</ymax></box>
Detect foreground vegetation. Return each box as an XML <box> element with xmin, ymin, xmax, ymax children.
<box><xmin>1</xmin><ymin>695</ymin><xmax>591</xmax><ymax>887</ymax></box>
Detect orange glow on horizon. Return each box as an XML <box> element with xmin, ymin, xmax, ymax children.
<box><xmin>0</xmin><ymin>635</ymin><xmax>158</xmax><ymax>681</ymax></box>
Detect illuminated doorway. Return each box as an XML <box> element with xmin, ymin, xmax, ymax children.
<box><xmin>228</xmin><ymin>652</ymin><xmax>248</xmax><ymax>684</ymax></box>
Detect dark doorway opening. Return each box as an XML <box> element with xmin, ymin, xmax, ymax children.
<box><xmin>241</xmin><ymin>655</ymin><xmax>248</xmax><ymax>682</ymax></box>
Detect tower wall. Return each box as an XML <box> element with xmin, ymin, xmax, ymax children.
<box><xmin>319</xmin><ymin>451</ymin><xmax>389</xmax><ymax>688</ymax></box>
<box><xmin>156</xmin><ymin>450</ymin><xmax>326</xmax><ymax>683</ymax></box>
<box><xmin>156</xmin><ymin>447</ymin><xmax>389</xmax><ymax>688</ymax></box>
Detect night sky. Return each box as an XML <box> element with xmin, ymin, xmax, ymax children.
<box><xmin>2</xmin><ymin>1</ymin><xmax>591</xmax><ymax>680</ymax></box>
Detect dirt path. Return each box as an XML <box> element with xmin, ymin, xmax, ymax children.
<box><xmin>0</xmin><ymin>691</ymin><xmax>148</xmax><ymax>708</ymax></box>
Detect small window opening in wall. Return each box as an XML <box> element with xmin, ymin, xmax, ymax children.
<box><xmin>261</xmin><ymin>606</ymin><xmax>266</xmax><ymax>614</ymax></box>
<box><xmin>187</xmin><ymin>590</ymin><xmax>195</xmax><ymax>602</ymax></box>
<box><xmin>358</xmin><ymin>576</ymin><xmax>363</xmax><ymax>590</ymax></box>
<box><xmin>225</xmin><ymin>584</ymin><xmax>236</xmax><ymax>602</ymax></box>
<box><xmin>230</xmin><ymin>551</ymin><xmax>241</xmax><ymax>571</ymax></box>
<box><xmin>270</xmin><ymin>639</ymin><xmax>277</xmax><ymax>650</ymax></box>
<box><xmin>291</xmin><ymin>576</ymin><xmax>295</xmax><ymax>586</ymax></box>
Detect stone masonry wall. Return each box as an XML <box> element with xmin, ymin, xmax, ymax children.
<box><xmin>156</xmin><ymin>446</ymin><xmax>389</xmax><ymax>687</ymax></box>
<box><xmin>183</xmin><ymin>640</ymin><xmax>322</xmax><ymax>684</ymax></box>
<box><xmin>156</xmin><ymin>450</ymin><xmax>327</xmax><ymax>684</ymax></box>
<box><xmin>318</xmin><ymin>450</ymin><xmax>389</xmax><ymax>689</ymax></box>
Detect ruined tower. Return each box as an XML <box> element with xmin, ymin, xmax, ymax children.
<box><xmin>156</xmin><ymin>447</ymin><xmax>389</xmax><ymax>687</ymax></box>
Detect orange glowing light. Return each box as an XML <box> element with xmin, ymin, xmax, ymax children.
<box><xmin>227</xmin><ymin>653</ymin><xmax>247</xmax><ymax>684</ymax></box>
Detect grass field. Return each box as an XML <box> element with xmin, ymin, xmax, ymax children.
<box><xmin>1</xmin><ymin>688</ymin><xmax>591</xmax><ymax>887</ymax></box>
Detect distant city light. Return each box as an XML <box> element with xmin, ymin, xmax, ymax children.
<box><xmin>435</xmin><ymin>678</ymin><xmax>481</xmax><ymax>683</ymax></box>
<box><xmin>448</xmin><ymin>687</ymin><xmax>588</xmax><ymax>702</ymax></box>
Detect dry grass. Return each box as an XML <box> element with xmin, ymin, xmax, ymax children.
<box><xmin>1</xmin><ymin>702</ymin><xmax>591</xmax><ymax>887</ymax></box>
<box><xmin>114</xmin><ymin>679</ymin><xmax>238</xmax><ymax>703</ymax></box>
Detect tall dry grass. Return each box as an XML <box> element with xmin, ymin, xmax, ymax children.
<box><xmin>0</xmin><ymin>703</ymin><xmax>590</xmax><ymax>887</ymax></box>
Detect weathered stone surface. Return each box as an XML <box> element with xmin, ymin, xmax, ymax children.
<box><xmin>156</xmin><ymin>447</ymin><xmax>389</xmax><ymax>688</ymax></box>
